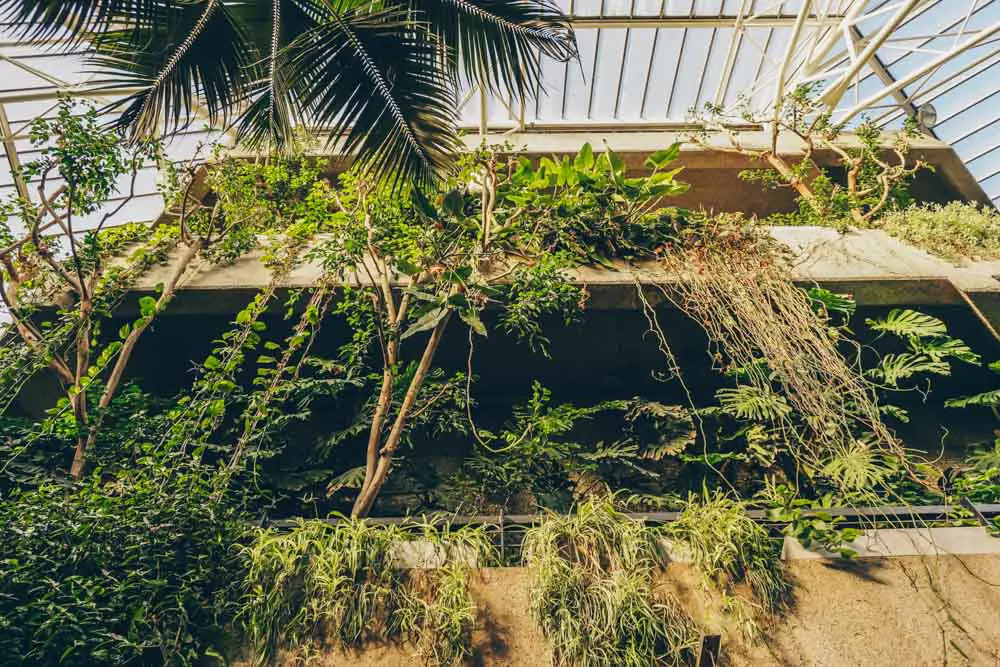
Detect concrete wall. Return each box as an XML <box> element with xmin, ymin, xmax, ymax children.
<box><xmin>246</xmin><ymin>549</ymin><xmax>1000</xmax><ymax>666</ymax></box>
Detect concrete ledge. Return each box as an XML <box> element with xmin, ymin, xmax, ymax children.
<box><xmin>127</xmin><ymin>226</ymin><xmax>1000</xmax><ymax>318</ymax></box>
<box><xmin>781</xmin><ymin>526</ymin><xmax>1000</xmax><ymax>560</ymax></box>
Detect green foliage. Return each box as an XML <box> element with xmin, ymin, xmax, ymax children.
<box><xmin>666</xmin><ymin>490</ymin><xmax>789</xmax><ymax>623</ymax></box>
<box><xmin>878</xmin><ymin>201</ymin><xmax>1000</xmax><ymax>263</ymax></box>
<box><xmin>492</xmin><ymin>142</ymin><xmax>688</xmax><ymax>262</ymax></box>
<box><xmin>947</xmin><ymin>361</ymin><xmax>1000</xmax><ymax>409</ymax></box>
<box><xmin>500</xmin><ymin>254</ymin><xmax>586</xmax><ymax>356</ymax></box>
<box><xmin>523</xmin><ymin>498</ymin><xmax>700</xmax><ymax>667</ymax></box>
<box><xmin>758</xmin><ymin>481</ymin><xmax>860</xmax><ymax>559</ymax></box>
<box><xmin>241</xmin><ymin>518</ymin><xmax>494</xmax><ymax>666</ymax></box>
<box><xmin>0</xmin><ymin>459</ymin><xmax>249</xmax><ymax>666</ymax></box>
<box><xmin>446</xmin><ymin>385</ymin><xmax>695</xmax><ymax>513</ymax></box>
<box><xmin>716</xmin><ymin>385</ymin><xmax>793</xmax><ymax>422</ymax></box>
<box><xmin>866</xmin><ymin>309</ymin><xmax>980</xmax><ymax>387</ymax></box>
<box><xmin>692</xmin><ymin>89</ymin><xmax>923</xmax><ymax>229</ymax></box>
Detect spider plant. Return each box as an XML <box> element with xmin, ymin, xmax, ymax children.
<box><xmin>664</xmin><ymin>490</ymin><xmax>790</xmax><ymax>630</ymax></box>
<box><xmin>523</xmin><ymin>497</ymin><xmax>700</xmax><ymax>667</ymax></box>
<box><xmin>241</xmin><ymin>515</ymin><xmax>494</xmax><ymax>665</ymax></box>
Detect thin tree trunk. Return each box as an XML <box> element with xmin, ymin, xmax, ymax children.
<box><xmin>72</xmin><ymin>240</ymin><xmax>201</xmax><ymax>478</ymax></box>
<box><xmin>351</xmin><ymin>311</ymin><xmax>452</xmax><ymax>518</ymax></box>
<box><xmin>765</xmin><ymin>153</ymin><xmax>820</xmax><ymax>213</ymax></box>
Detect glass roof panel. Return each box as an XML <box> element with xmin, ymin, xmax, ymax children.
<box><xmin>0</xmin><ymin>0</ymin><xmax>998</xmax><ymax>224</ymax></box>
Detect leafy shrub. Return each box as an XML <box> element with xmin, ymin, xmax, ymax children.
<box><xmin>878</xmin><ymin>201</ymin><xmax>1000</xmax><ymax>263</ymax></box>
<box><xmin>0</xmin><ymin>460</ymin><xmax>249</xmax><ymax>666</ymax></box>
<box><xmin>523</xmin><ymin>498</ymin><xmax>699</xmax><ymax>667</ymax></box>
<box><xmin>241</xmin><ymin>518</ymin><xmax>494</xmax><ymax>666</ymax></box>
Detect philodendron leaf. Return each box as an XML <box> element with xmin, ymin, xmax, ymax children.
<box><xmin>401</xmin><ymin>306</ymin><xmax>449</xmax><ymax>340</ymax></box>
<box><xmin>644</xmin><ymin>143</ymin><xmax>681</xmax><ymax>170</ymax></box>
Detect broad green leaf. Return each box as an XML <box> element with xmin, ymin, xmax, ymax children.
<box><xmin>574</xmin><ymin>143</ymin><xmax>595</xmax><ymax>171</ymax></box>
<box><xmin>460</xmin><ymin>309</ymin><xmax>487</xmax><ymax>336</ymax></box>
<box><xmin>866</xmin><ymin>308</ymin><xmax>946</xmax><ymax>339</ymax></box>
<box><xmin>401</xmin><ymin>306</ymin><xmax>449</xmax><ymax>340</ymax></box>
<box><xmin>644</xmin><ymin>143</ymin><xmax>681</xmax><ymax>169</ymax></box>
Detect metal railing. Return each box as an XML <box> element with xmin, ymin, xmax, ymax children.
<box><xmin>267</xmin><ymin>499</ymin><xmax>1000</xmax><ymax>565</ymax></box>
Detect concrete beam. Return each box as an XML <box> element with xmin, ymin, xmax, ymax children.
<box><xmin>125</xmin><ymin>226</ymin><xmax>1000</xmax><ymax>319</ymax></box>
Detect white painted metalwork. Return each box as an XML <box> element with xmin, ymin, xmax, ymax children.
<box><xmin>0</xmin><ymin>0</ymin><xmax>999</xmax><ymax>221</ymax></box>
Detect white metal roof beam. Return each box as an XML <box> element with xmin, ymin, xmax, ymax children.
<box><xmin>568</xmin><ymin>14</ymin><xmax>844</xmax><ymax>28</ymax></box>
<box><xmin>819</xmin><ymin>0</ymin><xmax>925</xmax><ymax>110</ymax></box>
<box><xmin>0</xmin><ymin>103</ymin><xmax>29</xmax><ymax>201</ymax></box>
<box><xmin>839</xmin><ymin>19</ymin><xmax>1000</xmax><ymax>124</ymax></box>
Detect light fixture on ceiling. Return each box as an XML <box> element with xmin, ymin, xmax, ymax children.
<box><xmin>916</xmin><ymin>103</ymin><xmax>938</xmax><ymax>130</ymax></box>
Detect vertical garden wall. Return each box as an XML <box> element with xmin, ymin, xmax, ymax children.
<box><xmin>2</xmin><ymin>99</ymin><xmax>1000</xmax><ymax>665</ymax></box>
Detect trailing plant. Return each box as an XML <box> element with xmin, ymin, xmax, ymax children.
<box><xmin>655</xmin><ymin>214</ymin><xmax>903</xmax><ymax>493</ymax></box>
<box><xmin>241</xmin><ymin>517</ymin><xmax>494</xmax><ymax>666</ymax></box>
<box><xmin>523</xmin><ymin>497</ymin><xmax>700</xmax><ymax>667</ymax></box>
<box><xmin>666</xmin><ymin>491</ymin><xmax>789</xmax><ymax>617</ymax></box>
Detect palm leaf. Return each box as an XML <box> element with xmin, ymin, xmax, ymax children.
<box><xmin>408</xmin><ymin>0</ymin><xmax>577</xmax><ymax>98</ymax></box>
<box><xmin>90</xmin><ymin>1</ymin><xmax>257</xmax><ymax>138</ymax></box>
<box><xmin>0</xmin><ymin>0</ymin><xmax>166</xmax><ymax>43</ymax></box>
<box><xmin>229</xmin><ymin>0</ymin><xmax>327</xmax><ymax>149</ymax></box>
<box><xmin>285</xmin><ymin>7</ymin><xmax>460</xmax><ymax>187</ymax></box>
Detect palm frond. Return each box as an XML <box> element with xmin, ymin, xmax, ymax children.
<box><xmin>0</xmin><ymin>0</ymin><xmax>165</xmax><ymax>44</ymax></box>
<box><xmin>229</xmin><ymin>0</ymin><xmax>328</xmax><ymax>149</ymax></box>
<box><xmin>90</xmin><ymin>1</ymin><xmax>256</xmax><ymax>138</ymax></box>
<box><xmin>866</xmin><ymin>308</ymin><xmax>947</xmax><ymax>339</ymax></box>
<box><xmin>285</xmin><ymin>7</ymin><xmax>459</xmax><ymax>186</ymax></box>
<box><xmin>408</xmin><ymin>0</ymin><xmax>577</xmax><ymax>98</ymax></box>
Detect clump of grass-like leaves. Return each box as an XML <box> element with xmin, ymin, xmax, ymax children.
<box><xmin>523</xmin><ymin>497</ymin><xmax>700</xmax><ymax>667</ymax></box>
<box><xmin>241</xmin><ymin>517</ymin><xmax>493</xmax><ymax>666</ymax></box>
<box><xmin>878</xmin><ymin>201</ymin><xmax>1000</xmax><ymax>263</ymax></box>
<box><xmin>665</xmin><ymin>490</ymin><xmax>790</xmax><ymax>638</ymax></box>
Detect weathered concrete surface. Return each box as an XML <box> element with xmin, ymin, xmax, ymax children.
<box><xmin>129</xmin><ymin>226</ymin><xmax>1000</xmax><ymax>323</ymax></box>
<box><xmin>782</xmin><ymin>526</ymin><xmax>1000</xmax><ymax>560</ymax></box>
<box><xmin>241</xmin><ymin>551</ymin><xmax>1000</xmax><ymax>666</ymax></box>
